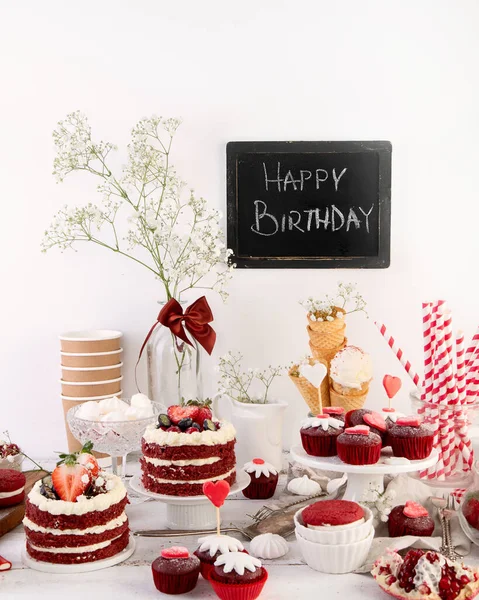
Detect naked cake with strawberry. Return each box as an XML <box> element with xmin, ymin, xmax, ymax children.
<box><xmin>141</xmin><ymin>399</ymin><xmax>237</xmax><ymax>496</ymax></box>
<box><xmin>23</xmin><ymin>442</ymin><xmax>129</xmax><ymax>564</ymax></box>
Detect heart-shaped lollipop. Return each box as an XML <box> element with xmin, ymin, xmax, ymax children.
<box><xmin>203</xmin><ymin>480</ymin><xmax>230</xmax><ymax>508</ymax></box>
<box><xmin>299</xmin><ymin>362</ymin><xmax>327</xmax><ymax>388</ymax></box>
<box><xmin>383</xmin><ymin>375</ymin><xmax>402</xmax><ymax>399</ymax></box>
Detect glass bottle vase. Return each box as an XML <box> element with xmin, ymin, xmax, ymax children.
<box><xmin>146</xmin><ymin>306</ymin><xmax>204</xmax><ymax>407</ymax></box>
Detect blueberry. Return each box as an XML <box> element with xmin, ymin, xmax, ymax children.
<box><xmin>203</xmin><ymin>419</ymin><xmax>216</xmax><ymax>431</ymax></box>
<box><xmin>158</xmin><ymin>414</ymin><xmax>171</xmax><ymax>428</ymax></box>
<box><xmin>191</xmin><ymin>422</ymin><xmax>202</xmax><ymax>431</ymax></box>
<box><xmin>178</xmin><ymin>418</ymin><xmax>193</xmax><ymax>430</ymax></box>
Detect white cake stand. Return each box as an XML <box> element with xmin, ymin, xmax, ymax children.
<box><xmin>129</xmin><ymin>471</ymin><xmax>251</xmax><ymax>530</ymax></box>
<box><xmin>290</xmin><ymin>446</ymin><xmax>439</xmax><ymax>502</ymax></box>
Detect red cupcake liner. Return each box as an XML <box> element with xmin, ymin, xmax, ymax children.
<box><xmin>152</xmin><ymin>565</ymin><xmax>200</xmax><ymax>594</ymax></box>
<box><xmin>209</xmin><ymin>568</ymin><xmax>268</xmax><ymax>600</ymax></box>
<box><xmin>389</xmin><ymin>434</ymin><xmax>434</xmax><ymax>460</ymax></box>
<box><xmin>388</xmin><ymin>518</ymin><xmax>434</xmax><ymax>538</ymax></box>
<box><xmin>337</xmin><ymin>440</ymin><xmax>381</xmax><ymax>465</ymax></box>
<box><xmin>200</xmin><ymin>561</ymin><xmax>214</xmax><ymax>580</ymax></box>
<box><xmin>242</xmin><ymin>478</ymin><xmax>278</xmax><ymax>500</ymax></box>
<box><xmin>300</xmin><ymin>430</ymin><xmax>339</xmax><ymax>457</ymax></box>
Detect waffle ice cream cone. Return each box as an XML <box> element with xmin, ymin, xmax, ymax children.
<box><xmin>308</xmin><ymin>339</ymin><xmax>347</xmax><ymax>406</ymax></box>
<box><xmin>289</xmin><ymin>364</ymin><xmax>330</xmax><ymax>414</ymax></box>
<box><xmin>329</xmin><ymin>385</ymin><xmax>368</xmax><ymax>412</ymax></box>
<box><xmin>307</xmin><ymin>310</ymin><xmax>346</xmax><ymax>349</ymax></box>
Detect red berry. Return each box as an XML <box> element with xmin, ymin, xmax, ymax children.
<box><xmin>167</xmin><ymin>405</ymin><xmax>199</xmax><ymax>425</ymax></box>
<box><xmin>185</xmin><ymin>427</ymin><xmax>198</xmax><ymax>434</ymax></box>
<box><xmin>51</xmin><ymin>463</ymin><xmax>91</xmax><ymax>502</ymax></box>
<box><xmin>386</xmin><ymin>575</ymin><xmax>397</xmax><ymax>586</ymax></box>
<box><xmin>463</xmin><ymin>495</ymin><xmax>479</xmax><ymax>530</ymax></box>
<box><xmin>77</xmin><ymin>453</ymin><xmax>99</xmax><ymax>478</ymax></box>
<box><xmin>460</xmin><ymin>575</ymin><xmax>470</xmax><ymax>585</ymax></box>
<box><xmin>167</xmin><ymin>426</ymin><xmax>181</xmax><ymax>433</ymax></box>
<box><xmin>194</xmin><ymin>406</ymin><xmax>212</xmax><ymax>425</ymax></box>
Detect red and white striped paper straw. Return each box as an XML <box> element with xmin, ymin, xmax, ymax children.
<box><xmin>374</xmin><ymin>322</ymin><xmax>421</xmax><ymax>388</ymax></box>
<box><xmin>466</xmin><ymin>327</ymin><xmax>479</xmax><ymax>367</ymax></box>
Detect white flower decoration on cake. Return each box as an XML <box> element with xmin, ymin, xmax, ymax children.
<box><xmin>197</xmin><ymin>534</ymin><xmax>244</xmax><ymax>557</ymax></box>
<box><xmin>214</xmin><ymin>551</ymin><xmax>262</xmax><ymax>575</ymax></box>
<box><xmin>243</xmin><ymin>459</ymin><xmax>277</xmax><ymax>478</ymax></box>
<box><xmin>382</xmin><ymin>410</ymin><xmax>406</xmax><ymax>423</ymax></box>
<box><xmin>287</xmin><ymin>475</ymin><xmax>321</xmax><ymax>496</ymax></box>
<box><xmin>250</xmin><ymin>533</ymin><xmax>288</xmax><ymax>559</ymax></box>
<box><xmin>300</xmin><ymin>416</ymin><xmax>344</xmax><ymax>431</ymax></box>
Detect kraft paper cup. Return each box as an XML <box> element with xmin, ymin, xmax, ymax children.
<box><xmin>60</xmin><ymin>377</ymin><xmax>122</xmax><ymax>398</ymax></box>
<box><xmin>61</xmin><ymin>398</ymin><xmax>109</xmax><ymax>457</ymax></box>
<box><xmin>296</xmin><ymin>527</ymin><xmax>374</xmax><ymax>574</ymax></box>
<box><xmin>61</xmin><ymin>348</ymin><xmax>123</xmax><ymax>368</ymax></box>
<box><xmin>59</xmin><ymin>330</ymin><xmax>122</xmax><ymax>353</ymax></box>
<box><xmin>61</xmin><ymin>363</ymin><xmax>123</xmax><ymax>383</ymax></box>
<box><xmin>294</xmin><ymin>505</ymin><xmax>373</xmax><ymax>545</ymax></box>
<box><xmin>61</xmin><ymin>390</ymin><xmax>123</xmax><ymax>402</ymax></box>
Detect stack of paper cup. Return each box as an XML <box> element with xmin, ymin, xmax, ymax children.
<box><xmin>60</xmin><ymin>330</ymin><xmax>123</xmax><ymax>452</ymax></box>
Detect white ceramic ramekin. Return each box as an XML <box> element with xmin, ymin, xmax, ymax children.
<box><xmin>296</xmin><ymin>527</ymin><xmax>374</xmax><ymax>574</ymax></box>
<box><xmin>294</xmin><ymin>504</ymin><xmax>373</xmax><ymax>545</ymax></box>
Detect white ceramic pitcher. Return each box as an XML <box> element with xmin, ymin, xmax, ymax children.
<box><xmin>212</xmin><ymin>395</ymin><xmax>287</xmax><ymax>472</ymax></box>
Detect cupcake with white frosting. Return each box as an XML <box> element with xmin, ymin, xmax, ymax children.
<box><xmin>242</xmin><ymin>459</ymin><xmax>278</xmax><ymax>500</ymax></box>
<box><xmin>194</xmin><ymin>534</ymin><xmax>245</xmax><ymax>579</ymax></box>
<box><xmin>209</xmin><ymin>552</ymin><xmax>268</xmax><ymax>600</ymax></box>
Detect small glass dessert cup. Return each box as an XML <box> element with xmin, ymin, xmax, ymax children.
<box><xmin>67</xmin><ymin>399</ymin><xmax>165</xmax><ymax>477</ymax></box>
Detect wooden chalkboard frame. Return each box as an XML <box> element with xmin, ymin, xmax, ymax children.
<box><xmin>226</xmin><ymin>141</ymin><xmax>392</xmax><ymax>268</ymax></box>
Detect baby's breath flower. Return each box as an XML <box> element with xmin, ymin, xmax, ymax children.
<box><xmin>299</xmin><ymin>282</ymin><xmax>367</xmax><ymax>319</ymax></box>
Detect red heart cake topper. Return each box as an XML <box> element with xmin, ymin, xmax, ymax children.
<box><xmin>403</xmin><ymin>501</ymin><xmax>428</xmax><ymax>519</ymax></box>
<box><xmin>252</xmin><ymin>458</ymin><xmax>265</xmax><ymax>465</ymax></box>
<box><xmin>345</xmin><ymin>425</ymin><xmax>370</xmax><ymax>436</ymax></box>
<box><xmin>383</xmin><ymin>375</ymin><xmax>402</xmax><ymax>399</ymax></box>
<box><xmin>203</xmin><ymin>480</ymin><xmax>230</xmax><ymax>508</ymax></box>
<box><xmin>364</xmin><ymin>412</ymin><xmax>387</xmax><ymax>433</ymax></box>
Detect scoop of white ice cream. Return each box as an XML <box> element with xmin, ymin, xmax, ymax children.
<box><xmin>98</xmin><ymin>396</ymin><xmax>129</xmax><ymax>415</ymax></box>
<box><xmin>330</xmin><ymin>346</ymin><xmax>372</xmax><ymax>389</ymax></box>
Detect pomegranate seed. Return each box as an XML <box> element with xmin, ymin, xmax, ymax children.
<box><xmin>386</xmin><ymin>575</ymin><xmax>397</xmax><ymax>586</ymax></box>
<box><xmin>460</xmin><ymin>575</ymin><xmax>470</xmax><ymax>585</ymax></box>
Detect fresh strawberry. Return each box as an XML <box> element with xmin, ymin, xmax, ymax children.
<box><xmin>167</xmin><ymin>405</ymin><xmax>199</xmax><ymax>425</ymax></box>
<box><xmin>51</xmin><ymin>463</ymin><xmax>91</xmax><ymax>501</ymax></box>
<box><xmin>167</xmin><ymin>426</ymin><xmax>181</xmax><ymax>433</ymax></box>
<box><xmin>161</xmin><ymin>546</ymin><xmax>189</xmax><ymax>559</ymax></box>
<box><xmin>396</xmin><ymin>416</ymin><xmax>421</xmax><ymax>427</ymax></box>
<box><xmin>77</xmin><ymin>453</ymin><xmax>99</xmax><ymax>478</ymax></box>
<box><xmin>463</xmin><ymin>494</ymin><xmax>479</xmax><ymax>529</ymax></box>
<box><xmin>403</xmin><ymin>501</ymin><xmax>429</xmax><ymax>518</ymax></box>
<box><xmin>186</xmin><ymin>398</ymin><xmax>213</xmax><ymax>425</ymax></box>
<box><xmin>363</xmin><ymin>412</ymin><xmax>387</xmax><ymax>433</ymax></box>
<box><xmin>185</xmin><ymin>427</ymin><xmax>198</xmax><ymax>434</ymax></box>
<box><xmin>345</xmin><ymin>425</ymin><xmax>370</xmax><ymax>436</ymax></box>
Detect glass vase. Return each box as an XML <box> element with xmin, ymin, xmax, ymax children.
<box><xmin>147</xmin><ymin>303</ymin><xmax>204</xmax><ymax>407</ymax></box>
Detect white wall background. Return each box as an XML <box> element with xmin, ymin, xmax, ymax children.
<box><xmin>1</xmin><ymin>0</ymin><xmax>478</xmax><ymax>457</ymax></box>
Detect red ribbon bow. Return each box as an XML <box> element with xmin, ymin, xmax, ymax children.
<box><xmin>138</xmin><ymin>296</ymin><xmax>216</xmax><ymax>362</ymax></box>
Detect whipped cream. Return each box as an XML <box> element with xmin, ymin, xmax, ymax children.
<box><xmin>29</xmin><ymin>534</ymin><xmax>122</xmax><ymax>554</ymax></box>
<box><xmin>197</xmin><ymin>534</ymin><xmax>244</xmax><ymax>557</ymax></box>
<box><xmin>301</xmin><ymin>416</ymin><xmax>344</xmax><ymax>431</ymax></box>
<box><xmin>330</xmin><ymin>346</ymin><xmax>372</xmax><ymax>389</ymax></box>
<box><xmin>243</xmin><ymin>460</ymin><xmax>277</xmax><ymax>478</ymax></box>
<box><xmin>0</xmin><ymin>486</ymin><xmax>24</xmax><ymax>499</ymax></box>
<box><xmin>146</xmin><ymin>467</ymin><xmax>235</xmax><ymax>485</ymax></box>
<box><xmin>23</xmin><ymin>512</ymin><xmax>127</xmax><ymax>536</ymax></box>
<box><xmin>28</xmin><ymin>473</ymin><xmax>126</xmax><ymax>516</ymax></box>
<box><xmin>143</xmin><ymin>420</ymin><xmax>236</xmax><ymax>446</ymax></box>
<box><xmin>214</xmin><ymin>551</ymin><xmax>261</xmax><ymax>575</ymax></box>
<box><xmin>144</xmin><ymin>456</ymin><xmax>220</xmax><ymax>467</ymax></box>
<box><xmin>307</xmin><ymin>517</ymin><xmax>365</xmax><ymax>531</ymax></box>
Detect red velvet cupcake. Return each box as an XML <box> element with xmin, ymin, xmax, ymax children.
<box><xmin>336</xmin><ymin>425</ymin><xmax>382</xmax><ymax>465</ymax></box>
<box><xmin>242</xmin><ymin>459</ymin><xmax>278</xmax><ymax>499</ymax></box>
<box><xmin>388</xmin><ymin>501</ymin><xmax>435</xmax><ymax>537</ymax></box>
<box><xmin>388</xmin><ymin>416</ymin><xmax>434</xmax><ymax>460</ymax></box>
<box><xmin>300</xmin><ymin>415</ymin><xmax>345</xmax><ymax>457</ymax></box>
<box><xmin>322</xmin><ymin>407</ymin><xmax>345</xmax><ymax>422</ymax></box>
<box><xmin>0</xmin><ymin>469</ymin><xmax>26</xmax><ymax>508</ymax></box>
<box><xmin>209</xmin><ymin>552</ymin><xmax>268</xmax><ymax>600</ymax></box>
<box><xmin>345</xmin><ymin>409</ymin><xmax>387</xmax><ymax>441</ymax></box>
<box><xmin>152</xmin><ymin>546</ymin><xmax>200</xmax><ymax>594</ymax></box>
<box><xmin>194</xmin><ymin>534</ymin><xmax>245</xmax><ymax>579</ymax></box>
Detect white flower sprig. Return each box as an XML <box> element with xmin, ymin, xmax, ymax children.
<box><xmin>42</xmin><ymin>112</ymin><xmax>235</xmax><ymax>301</ymax></box>
<box><xmin>217</xmin><ymin>351</ymin><xmax>284</xmax><ymax>404</ymax></box>
<box><xmin>361</xmin><ymin>483</ymin><xmax>396</xmax><ymax>524</ymax></box>
<box><xmin>300</xmin><ymin>282</ymin><xmax>367</xmax><ymax>321</ymax></box>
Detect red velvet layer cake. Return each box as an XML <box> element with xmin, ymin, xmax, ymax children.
<box><xmin>24</xmin><ymin>472</ymin><xmax>129</xmax><ymax>565</ymax></box>
<box><xmin>141</xmin><ymin>420</ymin><xmax>237</xmax><ymax>496</ymax></box>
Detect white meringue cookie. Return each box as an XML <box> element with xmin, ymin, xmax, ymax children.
<box><xmin>287</xmin><ymin>475</ymin><xmax>321</xmax><ymax>496</ymax></box>
<box><xmin>76</xmin><ymin>401</ymin><xmax>101</xmax><ymax>420</ymax></box>
<box><xmin>98</xmin><ymin>396</ymin><xmax>129</xmax><ymax>415</ymax></box>
<box><xmin>100</xmin><ymin>410</ymin><xmax>129</xmax><ymax>422</ymax></box>
<box><xmin>250</xmin><ymin>533</ymin><xmax>288</xmax><ymax>559</ymax></box>
<box><xmin>130</xmin><ymin>393</ymin><xmax>152</xmax><ymax>409</ymax></box>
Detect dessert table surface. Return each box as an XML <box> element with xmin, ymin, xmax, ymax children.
<box><xmin>2</xmin><ymin>459</ymin><xmax>479</xmax><ymax>600</ymax></box>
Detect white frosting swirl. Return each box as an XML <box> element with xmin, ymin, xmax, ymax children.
<box><xmin>301</xmin><ymin>416</ymin><xmax>344</xmax><ymax>431</ymax></box>
<box><xmin>243</xmin><ymin>460</ymin><xmax>277</xmax><ymax>478</ymax></box>
<box><xmin>27</xmin><ymin>473</ymin><xmax>126</xmax><ymax>516</ymax></box>
<box><xmin>214</xmin><ymin>551</ymin><xmax>261</xmax><ymax>575</ymax></box>
<box><xmin>287</xmin><ymin>475</ymin><xmax>321</xmax><ymax>496</ymax></box>
<box><xmin>330</xmin><ymin>346</ymin><xmax>372</xmax><ymax>389</ymax></box>
<box><xmin>197</xmin><ymin>534</ymin><xmax>244</xmax><ymax>557</ymax></box>
<box><xmin>250</xmin><ymin>533</ymin><xmax>288</xmax><ymax>559</ymax></box>
<box><xmin>142</xmin><ymin>420</ymin><xmax>236</xmax><ymax>446</ymax></box>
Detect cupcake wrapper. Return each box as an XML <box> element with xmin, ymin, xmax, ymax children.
<box><xmin>152</xmin><ymin>566</ymin><xmax>200</xmax><ymax>594</ymax></box>
<box><xmin>388</xmin><ymin>519</ymin><xmax>434</xmax><ymax>538</ymax></box>
<box><xmin>300</xmin><ymin>430</ymin><xmax>339</xmax><ymax>457</ymax></box>
<box><xmin>337</xmin><ymin>441</ymin><xmax>381</xmax><ymax>465</ymax></box>
<box><xmin>242</xmin><ymin>478</ymin><xmax>278</xmax><ymax>500</ymax></box>
<box><xmin>390</xmin><ymin>435</ymin><xmax>434</xmax><ymax>460</ymax></box>
<box><xmin>200</xmin><ymin>561</ymin><xmax>215</xmax><ymax>580</ymax></box>
<box><xmin>209</xmin><ymin>569</ymin><xmax>268</xmax><ymax>600</ymax></box>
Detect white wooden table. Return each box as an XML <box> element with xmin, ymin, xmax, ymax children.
<box><xmin>1</xmin><ymin>462</ymin><xmax>477</xmax><ymax>600</ymax></box>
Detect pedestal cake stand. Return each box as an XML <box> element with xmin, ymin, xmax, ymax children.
<box><xmin>129</xmin><ymin>470</ymin><xmax>251</xmax><ymax>530</ymax></box>
<box><xmin>290</xmin><ymin>446</ymin><xmax>439</xmax><ymax>502</ymax></box>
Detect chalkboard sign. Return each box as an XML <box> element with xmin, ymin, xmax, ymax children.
<box><xmin>226</xmin><ymin>141</ymin><xmax>391</xmax><ymax>268</ymax></box>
